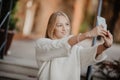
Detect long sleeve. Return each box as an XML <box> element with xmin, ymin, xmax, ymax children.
<box><xmin>35</xmin><ymin>36</ymin><xmax>72</xmax><ymax>62</ymax></box>
<box><xmin>75</xmin><ymin>45</ymin><xmax>107</xmax><ymax>74</ymax></box>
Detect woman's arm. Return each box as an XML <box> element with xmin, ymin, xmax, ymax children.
<box><xmin>68</xmin><ymin>25</ymin><xmax>107</xmax><ymax>47</ymax></box>
<box><xmin>35</xmin><ymin>37</ymin><xmax>72</xmax><ymax>61</ymax></box>
<box><xmin>68</xmin><ymin>33</ymin><xmax>89</xmax><ymax>46</ymax></box>
<box><xmin>75</xmin><ymin>45</ymin><xmax>107</xmax><ymax>74</ymax></box>
<box><xmin>68</xmin><ymin>25</ymin><xmax>113</xmax><ymax>59</ymax></box>
<box><xmin>79</xmin><ymin>31</ymin><xmax>113</xmax><ymax>73</ymax></box>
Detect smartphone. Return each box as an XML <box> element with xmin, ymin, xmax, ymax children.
<box><xmin>97</xmin><ymin>16</ymin><xmax>107</xmax><ymax>30</ymax></box>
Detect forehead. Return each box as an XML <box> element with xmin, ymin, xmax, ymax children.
<box><xmin>56</xmin><ymin>15</ymin><xmax>69</xmax><ymax>23</ymax></box>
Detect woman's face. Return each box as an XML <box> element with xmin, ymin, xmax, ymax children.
<box><xmin>53</xmin><ymin>15</ymin><xmax>70</xmax><ymax>39</ymax></box>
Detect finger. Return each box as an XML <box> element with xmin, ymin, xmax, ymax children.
<box><xmin>107</xmin><ymin>31</ymin><xmax>111</xmax><ymax>38</ymax></box>
<box><xmin>101</xmin><ymin>31</ymin><xmax>107</xmax><ymax>36</ymax></box>
<box><xmin>99</xmin><ymin>29</ymin><xmax>107</xmax><ymax>36</ymax></box>
<box><xmin>102</xmin><ymin>36</ymin><xmax>106</xmax><ymax>42</ymax></box>
<box><xmin>108</xmin><ymin>31</ymin><xmax>113</xmax><ymax>42</ymax></box>
<box><xmin>101</xmin><ymin>34</ymin><xmax>107</xmax><ymax>42</ymax></box>
<box><xmin>100</xmin><ymin>33</ymin><xmax>106</xmax><ymax>38</ymax></box>
<box><xmin>106</xmin><ymin>31</ymin><xmax>112</xmax><ymax>41</ymax></box>
<box><xmin>106</xmin><ymin>31</ymin><xmax>113</xmax><ymax>42</ymax></box>
<box><xmin>108</xmin><ymin>31</ymin><xmax>113</xmax><ymax>38</ymax></box>
<box><xmin>101</xmin><ymin>30</ymin><xmax>108</xmax><ymax>35</ymax></box>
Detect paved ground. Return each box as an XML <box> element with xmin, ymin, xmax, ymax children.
<box><xmin>5</xmin><ymin>39</ymin><xmax>37</xmax><ymax>68</ymax></box>
<box><xmin>104</xmin><ymin>43</ymin><xmax>120</xmax><ymax>60</ymax></box>
<box><xmin>8</xmin><ymin>40</ymin><xmax>36</xmax><ymax>60</ymax></box>
<box><xmin>0</xmin><ymin>39</ymin><xmax>38</xmax><ymax>80</ymax></box>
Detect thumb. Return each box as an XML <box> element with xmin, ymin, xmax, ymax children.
<box><xmin>102</xmin><ymin>34</ymin><xmax>107</xmax><ymax>42</ymax></box>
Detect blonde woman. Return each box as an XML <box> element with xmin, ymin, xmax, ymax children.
<box><xmin>35</xmin><ymin>11</ymin><xmax>113</xmax><ymax>80</ymax></box>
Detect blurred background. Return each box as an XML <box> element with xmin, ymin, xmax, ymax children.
<box><xmin>0</xmin><ymin>0</ymin><xmax>120</xmax><ymax>80</ymax></box>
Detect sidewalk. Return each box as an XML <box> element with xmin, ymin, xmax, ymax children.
<box><xmin>7</xmin><ymin>39</ymin><xmax>38</xmax><ymax>68</ymax></box>
<box><xmin>104</xmin><ymin>43</ymin><xmax>120</xmax><ymax>60</ymax></box>
<box><xmin>0</xmin><ymin>39</ymin><xmax>38</xmax><ymax>80</ymax></box>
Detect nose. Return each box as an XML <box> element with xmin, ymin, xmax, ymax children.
<box><xmin>62</xmin><ymin>25</ymin><xmax>67</xmax><ymax>31</ymax></box>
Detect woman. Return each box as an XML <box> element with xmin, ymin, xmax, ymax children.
<box><xmin>35</xmin><ymin>11</ymin><xmax>113</xmax><ymax>80</ymax></box>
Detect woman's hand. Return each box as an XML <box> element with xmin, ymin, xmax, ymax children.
<box><xmin>102</xmin><ymin>31</ymin><xmax>113</xmax><ymax>48</ymax></box>
<box><xmin>96</xmin><ymin>31</ymin><xmax>113</xmax><ymax>58</ymax></box>
<box><xmin>86</xmin><ymin>25</ymin><xmax>108</xmax><ymax>38</ymax></box>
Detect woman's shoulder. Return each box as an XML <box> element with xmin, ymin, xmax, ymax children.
<box><xmin>36</xmin><ymin>38</ymin><xmax>51</xmax><ymax>43</ymax></box>
<box><xmin>37</xmin><ymin>37</ymin><xmax>50</xmax><ymax>40</ymax></box>
<box><xmin>36</xmin><ymin>35</ymin><xmax>73</xmax><ymax>43</ymax></box>
<box><xmin>35</xmin><ymin>38</ymin><xmax>52</xmax><ymax>48</ymax></box>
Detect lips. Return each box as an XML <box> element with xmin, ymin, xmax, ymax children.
<box><xmin>61</xmin><ymin>32</ymin><xmax>67</xmax><ymax>35</ymax></box>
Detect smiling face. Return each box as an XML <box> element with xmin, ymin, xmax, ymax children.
<box><xmin>46</xmin><ymin>11</ymin><xmax>71</xmax><ymax>39</ymax></box>
<box><xmin>53</xmin><ymin>15</ymin><xmax>70</xmax><ymax>39</ymax></box>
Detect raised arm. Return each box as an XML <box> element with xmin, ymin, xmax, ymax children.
<box><xmin>68</xmin><ymin>25</ymin><xmax>113</xmax><ymax>58</ymax></box>
<box><xmin>35</xmin><ymin>36</ymin><xmax>72</xmax><ymax>61</ymax></box>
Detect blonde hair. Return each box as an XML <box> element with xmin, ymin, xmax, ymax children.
<box><xmin>45</xmin><ymin>11</ymin><xmax>71</xmax><ymax>39</ymax></box>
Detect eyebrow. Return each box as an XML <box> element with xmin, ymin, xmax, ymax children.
<box><xmin>56</xmin><ymin>23</ymin><xmax>62</xmax><ymax>25</ymax></box>
<box><xmin>56</xmin><ymin>23</ymin><xmax>62</xmax><ymax>24</ymax></box>
<box><xmin>56</xmin><ymin>22</ymin><xmax>69</xmax><ymax>24</ymax></box>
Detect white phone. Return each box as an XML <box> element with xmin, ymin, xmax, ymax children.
<box><xmin>97</xmin><ymin>16</ymin><xmax>107</xmax><ymax>30</ymax></box>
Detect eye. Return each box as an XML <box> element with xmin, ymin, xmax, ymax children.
<box><xmin>66</xmin><ymin>23</ymin><xmax>70</xmax><ymax>26</ymax></box>
<box><xmin>56</xmin><ymin>24</ymin><xmax>63</xmax><ymax>27</ymax></box>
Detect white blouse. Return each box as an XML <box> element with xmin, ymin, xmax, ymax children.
<box><xmin>35</xmin><ymin>36</ymin><xmax>107</xmax><ymax>80</ymax></box>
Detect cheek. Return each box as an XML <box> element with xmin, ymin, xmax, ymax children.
<box><xmin>54</xmin><ymin>29</ymin><xmax>60</xmax><ymax>35</ymax></box>
<box><xmin>68</xmin><ymin>27</ymin><xmax>71</xmax><ymax>31</ymax></box>
<box><xmin>54</xmin><ymin>27</ymin><xmax>62</xmax><ymax>33</ymax></box>
<box><xmin>67</xmin><ymin>27</ymin><xmax>71</xmax><ymax>33</ymax></box>
<box><xmin>54</xmin><ymin>30</ymin><xmax>57</xmax><ymax>35</ymax></box>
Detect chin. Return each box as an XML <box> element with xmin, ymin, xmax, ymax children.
<box><xmin>58</xmin><ymin>35</ymin><xmax>69</xmax><ymax>39</ymax></box>
<box><xmin>63</xmin><ymin>35</ymin><xmax>68</xmax><ymax>38</ymax></box>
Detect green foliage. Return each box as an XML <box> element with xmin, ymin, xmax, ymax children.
<box><xmin>79</xmin><ymin>21</ymin><xmax>89</xmax><ymax>33</ymax></box>
<box><xmin>79</xmin><ymin>11</ymin><xmax>95</xmax><ymax>33</ymax></box>
<box><xmin>9</xmin><ymin>0</ymin><xmax>18</xmax><ymax>31</ymax></box>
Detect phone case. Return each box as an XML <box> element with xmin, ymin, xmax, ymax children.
<box><xmin>97</xmin><ymin>16</ymin><xmax>107</xmax><ymax>30</ymax></box>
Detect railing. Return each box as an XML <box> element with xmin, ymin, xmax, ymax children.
<box><xmin>86</xmin><ymin>0</ymin><xmax>103</xmax><ymax>80</ymax></box>
<box><xmin>0</xmin><ymin>0</ymin><xmax>12</xmax><ymax>59</ymax></box>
